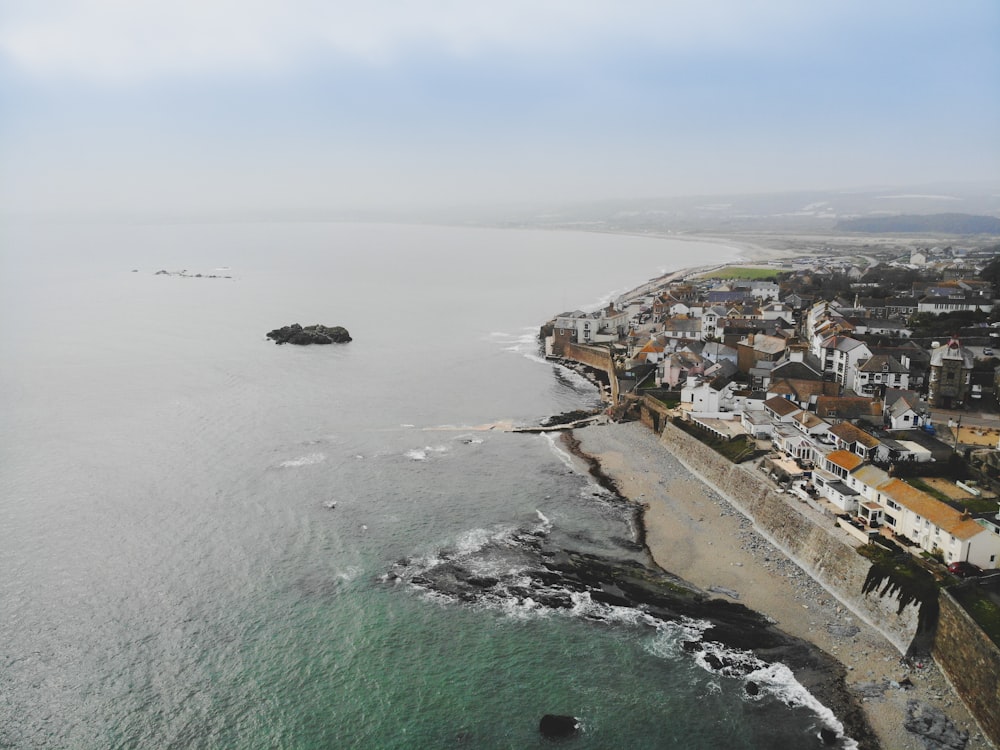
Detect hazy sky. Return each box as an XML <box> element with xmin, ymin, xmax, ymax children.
<box><xmin>1</xmin><ymin>1</ymin><xmax>998</xmax><ymax>216</ymax></box>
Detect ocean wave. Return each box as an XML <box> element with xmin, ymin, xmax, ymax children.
<box><xmin>277</xmin><ymin>452</ymin><xmax>326</xmax><ymax>468</ymax></box>
<box><xmin>648</xmin><ymin>625</ymin><xmax>855</xmax><ymax>748</ymax></box>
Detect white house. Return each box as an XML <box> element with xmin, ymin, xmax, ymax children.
<box><xmin>878</xmin><ymin>479</ymin><xmax>1000</xmax><ymax>568</ymax></box>
<box><xmin>852</xmin><ymin>355</ymin><xmax>910</xmax><ymax>397</ymax></box>
<box><xmin>680</xmin><ymin>376</ymin><xmax>741</xmax><ymax>413</ymax></box>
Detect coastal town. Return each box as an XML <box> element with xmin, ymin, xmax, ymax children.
<box><xmin>544</xmin><ymin>241</ymin><xmax>1000</xmax><ymax>749</ymax></box>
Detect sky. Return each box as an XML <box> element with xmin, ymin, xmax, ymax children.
<box><xmin>1</xmin><ymin>1</ymin><xmax>998</xmax><ymax>217</ymax></box>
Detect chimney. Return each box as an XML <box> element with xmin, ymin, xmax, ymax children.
<box><xmin>748</xmin><ymin>333</ymin><xmax>756</xmax><ymax>346</ymax></box>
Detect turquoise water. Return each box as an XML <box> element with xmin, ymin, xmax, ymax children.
<box><xmin>1</xmin><ymin>221</ymin><xmax>849</xmax><ymax>748</ymax></box>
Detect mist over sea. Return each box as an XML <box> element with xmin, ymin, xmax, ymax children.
<box><xmin>1</xmin><ymin>221</ymin><xmax>849</xmax><ymax>748</ymax></box>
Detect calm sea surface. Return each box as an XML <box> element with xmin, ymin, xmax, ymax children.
<box><xmin>1</xmin><ymin>221</ymin><xmax>846</xmax><ymax>748</ymax></box>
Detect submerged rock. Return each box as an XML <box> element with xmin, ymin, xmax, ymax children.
<box><xmin>266</xmin><ymin>323</ymin><xmax>352</xmax><ymax>345</ymax></box>
<box><xmin>539</xmin><ymin>714</ymin><xmax>579</xmax><ymax>738</ymax></box>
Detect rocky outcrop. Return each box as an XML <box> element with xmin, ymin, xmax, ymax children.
<box><xmin>386</xmin><ymin>526</ymin><xmax>877</xmax><ymax>749</ymax></box>
<box><xmin>266</xmin><ymin>324</ymin><xmax>352</xmax><ymax>345</ymax></box>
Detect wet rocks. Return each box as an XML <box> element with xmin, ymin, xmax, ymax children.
<box><xmin>904</xmin><ymin>701</ymin><xmax>969</xmax><ymax>750</ymax></box>
<box><xmin>266</xmin><ymin>323</ymin><xmax>352</xmax><ymax>345</ymax></box>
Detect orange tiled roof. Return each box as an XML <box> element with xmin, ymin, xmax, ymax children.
<box><xmin>879</xmin><ymin>479</ymin><xmax>985</xmax><ymax>539</ymax></box>
<box><xmin>826</xmin><ymin>450</ymin><xmax>864</xmax><ymax>472</ymax></box>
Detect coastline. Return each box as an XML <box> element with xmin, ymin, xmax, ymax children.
<box><xmin>567</xmin><ymin>421</ymin><xmax>990</xmax><ymax>750</ymax></box>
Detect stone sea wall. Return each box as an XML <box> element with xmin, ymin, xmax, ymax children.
<box><xmin>657</xmin><ymin>420</ymin><xmax>923</xmax><ymax>653</ymax></box>
<box><xmin>561</xmin><ymin>343</ymin><xmax>618</xmax><ymax>403</ymax></box>
<box><xmin>933</xmin><ymin>590</ymin><xmax>1000</xmax><ymax>745</ymax></box>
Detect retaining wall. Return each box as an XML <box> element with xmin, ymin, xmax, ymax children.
<box><xmin>933</xmin><ymin>590</ymin><xmax>1000</xmax><ymax>746</ymax></box>
<box><xmin>562</xmin><ymin>343</ymin><xmax>618</xmax><ymax>403</ymax></box>
<box><xmin>658</xmin><ymin>420</ymin><xmax>922</xmax><ymax>652</ymax></box>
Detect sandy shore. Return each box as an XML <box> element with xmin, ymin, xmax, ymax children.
<box><xmin>572</xmin><ymin>420</ymin><xmax>992</xmax><ymax>750</ymax></box>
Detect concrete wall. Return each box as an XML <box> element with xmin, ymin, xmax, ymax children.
<box><xmin>563</xmin><ymin>342</ymin><xmax>619</xmax><ymax>403</ymax></box>
<box><xmin>658</xmin><ymin>420</ymin><xmax>922</xmax><ymax>653</ymax></box>
<box><xmin>933</xmin><ymin>590</ymin><xmax>1000</xmax><ymax>747</ymax></box>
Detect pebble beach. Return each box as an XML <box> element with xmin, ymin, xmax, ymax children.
<box><xmin>573</xmin><ymin>420</ymin><xmax>992</xmax><ymax>750</ymax></box>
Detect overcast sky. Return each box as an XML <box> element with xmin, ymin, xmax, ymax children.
<box><xmin>1</xmin><ymin>1</ymin><xmax>998</xmax><ymax>216</ymax></box>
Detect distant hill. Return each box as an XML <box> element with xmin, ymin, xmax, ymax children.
<box><xmin>834</xmin><ymin>213</ymin><xmax>1000</xmax><ymax>234</ymax></box>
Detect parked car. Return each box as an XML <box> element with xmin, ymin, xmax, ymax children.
<box><xmin>947</xmin><ymin>561</ymin><xmax>983</xmax><ymax>578</ymax></box>
<box><xmin>984</xmin><ymin>348</ymin><xmax>994</xmax><ymax>356</ymax></box>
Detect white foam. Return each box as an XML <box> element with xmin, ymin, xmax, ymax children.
<box><xmin>653</xmin><ymin>627</ymin><xmax>856</xmax><ymax>749</ymax></box>
<box><xmin>336</xmin><ymin>566</ymin><xmax>362</xmax><ymax>582</ymax></box>
<box><xmin>277</xmin><ymin>452</ymin><xmax>326</xmax><ymax>468</ymax></box>
<box><xmin>405</xmin><ymin>444</ymin><xmax>450</xmax><ymax>461</ymax></box>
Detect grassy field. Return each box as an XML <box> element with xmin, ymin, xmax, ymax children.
<box><xmin>696</xmin><ymin>266</ymin><xmax>778</xmax><ymax>281</ymax></box>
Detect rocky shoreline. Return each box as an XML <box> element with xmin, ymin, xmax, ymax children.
<box><xmin>569</xmin><ymin>420</ymin><xmax>986</xmax><ymax>750</ymax></box>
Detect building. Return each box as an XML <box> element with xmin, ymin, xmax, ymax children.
<box><xmin>928</xmin><ymin>337</ymin><xmax>974</xmax><ymax>408</ymax></box>
<box><xmin>852</xmin><ymin>355</ymin><xmax>910</xmax><ymax>398</ymax></box>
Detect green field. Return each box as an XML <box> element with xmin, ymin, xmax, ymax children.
<box><xmin>696</xmin><ymin>266</ymin><xmax>778</xmax><ymax>280</ymax></box>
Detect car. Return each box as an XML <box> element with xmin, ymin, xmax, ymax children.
<box><xmin>947</xmin><ymin>561</ymin><xmax>983</xmax><ymax>578</ymax></box>
<box><xmin>984</xmin><ymin>348</ymin><xmax>994</xmax><ymax>356</ymax></box>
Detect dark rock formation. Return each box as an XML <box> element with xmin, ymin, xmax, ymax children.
<box><xmin>904</xmin><ymin>701</ymin><xmax>969</xmax><ymax>750</ymax></box>
<box><xmin>539</xmin><ymin>714</ymin><xmax>579</xmax><ymax>739</ymax></box>
<box><xmin>266</xmin><ymin>323</ymin><xmax>352</xmax><ymax>345</ymax></box>
<box><xmin>820</xmin><ymin>727</ymin><xmax>839</xmax><ymax>745</ymax></box>
<box><xmin>385</xmin><ymin>526</ymin><xmax>879</xmax><ymax>750</ymax></box>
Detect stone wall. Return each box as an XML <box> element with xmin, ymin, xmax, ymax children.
<box><xmin>562</xmin><ymin>343</ymin><xmax>618</xmax><ymax>403</ymax></box>
<box><xmin>658</xmin><ymin>420</ymin><xmax>922</xmax><ymax>653</ymax></box>
<box><xmin>639</xmin><ymin>395</ymin><xmax>673</xmax><ymax>433</ymax></box>
<box><xmin>933</xmin><ymin>590</ymin><xmax>1000</xmax><ymax>746</ymax></box>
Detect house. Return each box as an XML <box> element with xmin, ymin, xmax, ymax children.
<box><xmin>680</xmin><ymin>375</ymin><xmax>741</xmax><ymax>413</ymax></box>
<box><xmin>736</xmin><ymin>334</ymin><xmax>788</xmax><ymax>373</ymax></box>
<box><xmin>815</xmin><ymin>396</ymin><xmax>882</xmax><ymax>423</ymax></box>
<box><xmin>701</xmin><ymin>341</ymin><xmax>738</xmax><ymax>365</ymax></box>
<box><xmin>766</xmin><ymin>378</ymin><xmax>838</xmax><ymax>409</ymax></box>
<box><xmin>817</xmin><ymin>336</ymin><xmax>873</xmax><ymax>390</ymax></box>
<box><xmin>852</xmin><ymin>355</ymin><xmax>909</xmax><ymax>398</ymax></box>
<box><xmin>883</xmin><ymin>389</ymin><xmax>929</xmax><ymax>430</ymax></box>
<box><xmin>660</xmin><ymin>315</ymin><xmax>703</xmax><ymax>340</ymax></box>
<box><xmin>827</xmin><ymin>422</ymin><xmax>881</xmax><ymax>460</ymax></box>
<box><xmin>812</xmin><ymin>472</ymin><xmax>861</xmax><ymax>513</ymax></box>
<box><xmin>552</xmin><ymin>303</ymin><xmax>628</xmax><ymax>349</ymax></box>
<box><xmin>877</xmin><ymin>479</ymin><xmax>1000</xmax><ymax>568</ymax></box>
<box><xmin>789</xmin><ymin>410</ymin><xmax>830</xmax><ymax>438</ymax></box>
<box><xmin>823</xmin><ymin>449</ymin><xmax>865</xmax><ymax>480</ymax></box>
<box><xmin>772</xmin><ymin>424</ymin><xmax>821</xmax><ymax>462</ymax></box>
<box><xmin>699</xmin><ymin>306</ymin><xmax>729</xmax><ymax>339</ymax></box>
<box><xmin>762</xmin><ymin>395</ymin><xmax>801</xmax><ymax>422</ymax></box>
<box><xmin>657</xmin><ymin>351</ymin><xmax>708</xmax><ymax>388</ymax></box>
<box><xmin>918</xmin><ymin>294</ymin><xmax>994</xmax><ymax>314</ymax></box>
<box><xmin>928</xmin><ymin>337</ymin><xmax>975</xmax><ymax>408</ymax></box>
<box><xmin>862</xmin><ymin>319</ymin><xmax>912</xmax><ymax>338</ymax></box>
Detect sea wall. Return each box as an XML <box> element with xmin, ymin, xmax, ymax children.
<box><xmin>562</xmin><ymin>343</ymin><xmax>618</xmax><ymax>403</ymax></box>
<box><xmin>933</xmin><ymin>590</ymin><xmax>1000</xmax><ymax>746</ymax></box>
<box><xmin>657</xmin><ymin>420</ymin><xmax>922</xmax><ymax>653</ymax></box>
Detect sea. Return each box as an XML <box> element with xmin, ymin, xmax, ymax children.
<box><xmin>0</xmin><ymin>221</ymin><xmax>852</xmax><ymax>749</ymax></box>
